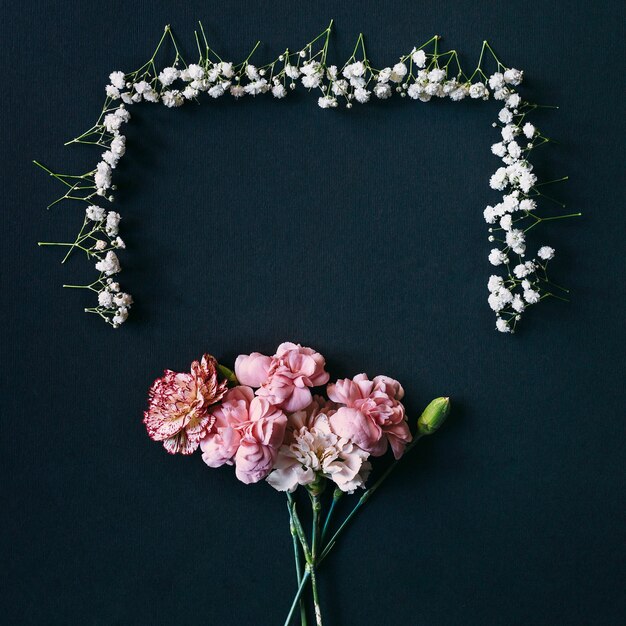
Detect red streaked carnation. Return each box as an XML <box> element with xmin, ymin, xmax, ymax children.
<box><xmin>143</xmin><ymin>354</ymin><xmax>228</xmax><ymax>455</ymax></box>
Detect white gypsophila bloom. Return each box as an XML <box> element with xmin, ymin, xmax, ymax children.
<box><xmin>488</xmin><ymin>293</ymin><xmax>504</xmax><ymax>312</ymax></box>
<box><xmin>390</xmin><ymin>62</ymin><xmax>407</xmax><ymax>82</ymax></box>
<box><xmin>332</xmin><ymin>79</ymin><xmax>349</xmax><ymax>96</ymax></box>
<box><xmin>113</xmin><ymin>236</ymin><xmax>125</xmax><ymax>249</ymax></box>
<box><xmin>284</xmin><ymin>64</ymin><xmax>300</xmax><ymax>79</ymax></box>
<box><xmin>244</xmin><ymin>79</ymin><xmax>268</xmax><ymax>96</ymax></box>
<box><xmin>183</xmin><ymin>86</ymin><xmax>198</xmax><ymax>99</ymax></box>
<box><xmin>245</xmin><ymin>64</ymin><xmax>259</xmax><ymax>80</ymax></box>
<box><xmin>112</xmin><ymin>306</ymin><xmax>129</xmax><ymax>326</ymax></box>
<box><xmin>496</xmin><ymin>318</ymin><xmax>511</xmax><ymax>333</ymax></box>
<box><xmin>134</xmin><ymin>80</ymin><xmax>150</xmax><ymax>94</ymax></box>
<box><xmin>318</xmin><ymin>95</ymin><xmax>338</xmax><ymax>109</ymax></box>
<box><xmin>94</xmin><ymin>162</ymin><xmax>112</xmax><ymax>190</ymax></box>
<box><xmin>162</xmin><ymin>90</ymin><xmax>184</xmax><ymax>107</ymax></box>
<box><xmin>218</xmin><ymin>62</ymin><xmax>234</xmax><ymax>78</ymax></box>
<box><xmin>94</xmin><ymin>240</ymin><xmax>107</xmax><ymax>251</ymax></box>
<box><xmin>508</xmin><ymin>141</ymin><xmax>522</xmax><ymax>159</ymax></box>
<box><xmin>109</xmin><ymin>71</ymin><xmax>125</xmax><ymax>90</ymax></box>
<box><xmin>500</xmin><ymin>214</ymin><xmax>513</xmax><ymax>231</ymax></box>
<box><xmin>504</xmin><ymin>68</ymin><xmax>523</xmax><ymax>86</ymax></box>
<box><xmin>121</xmin><ymin>92</ymin><xmax>133</xmax><ymax>104</ymax></box>
<box><xmin>538</xmin><ymin>246</ymin><xmax>555</xmax><ymax>260</ymax></box>
<box><xmin>98</xmin><ymin>290</ymin><xmax>114</xmax><ymax>307</ymax></box>
<box><xmin>106</xmin><ymin>85</ymin><xmax>120</xmax><ymax>99</ymax></box>
<box><xmin>113</xmin><ymin>292</ymin><xmax>133</xmax><ymax>307</ymax></box>
<box><xmin>517</xmin><ymin>170</ymin><xmax>537</xmax><ymax>194</ymax></box>
<box><xmin>107</xmin><ymin>280</ymin><xmax>120</xmax><ymax>292</ymax></box>
<box><xmin>442</xmin><ymin>79</ymin><xmax>457</xmax><ymax>95</ymax></box>
<box><xmin>489</xmin><ymin>167</ymin><xmax>508</xmax><ymax>191</ymax></box>
<box><xmin>348</xmin><ymin>75</ymin><xmax>366</xmax><ymax>89</ymax></box>
<box><xmin>208</xmin><ymin>84</ymin><xmax>226</xmax><ymax>98</ymax></box>
<box><xmin>506</xmin><ymin>93</ymin><xmax>521</xmax><ymax>109</ymax></box>
<box><xmin>469</xmin><ymin>82</ymin><xmax>488</xmax><ymax>99</ymax></box>
<box><xmin>412</xmin><ymin>48</ymin><xmax>427</xmax><ymax>68</ymax></box>
<box><xmin>95</xmin><ymin>251</ymin><xmax>121</xmax><ymax>276</ymax></box>
<box><xmin>523</xmin><ymin>122</ymin><xmax>536</xmax><ymax>138</ymax></box>
<box><xmin>110</xmin><ymin>135</ymin><xmax>126</xmax><ymax>157</ymax></box>
<box><xmin>425</xmin><ymin>82</ymin><xmax>443</xmax><ymax>97</ymax></box>
<box><xmin>187</xmin><ymin>64</ymin><xmax>205</xmax><ymax>81</ymax></box>
<box><xmin>513</xmin><ymin>263</ymin><xmax>529</xmax><ymax>278</ymax></box>
<box><xmin>230</xmin><ymin>85</ymin><xmax>245</xmax><ymax>98</ymax></box>
<box><xmin>428</xmin><ymin>68</ymin><xmax>446</xmax><ymax>83</ymax></box>
<box><xmin>86</xmin><ymin>205</ymin><xmax>106</xmax><ymax>221</ymax></box>
<box><xmin>407</xmin><ymin>83</ymin><xmax>422</xmax><ymax>100</ymax></box>
<box><xmin>114</xmin><ymin>107</ymin><xmax>130</xmax><ymax>123</ymax></box>
<box><xmin>377</xmin><ymin>67</ymin><xmax>392</xmax><ymax>83</ymax></box>
<box><xmin>524</xmin><ymin>288</ymin><xmax>540</xmax><ymax>304</ymax></box>
<box><xmin>519</xmin><ymin>198</ymin><xmax>536</xmax><ymax>212</ymax></box>
<box><xmin>103</xmin><ymin>113</ymin><xmax>123</xmax><ymax>133</ymax></box>
<box><xmin>158</xmin><ymin>66</ymin><xmax>179</xmax><ymax>86</ymax></box>
<box><xmin>449</xmin><ymin>85</ymin><xmax>468</xmax><ymax>101</ymax></box>
<box><xmin>501</xmin><ymin>124</ymin><xmax>519</xmax><ymax>143</ymax></box>
<box><xmin>354</xmin><ymin>87</ymin><xmax>370</xmax><ymax>103</ymax></box>
<box><xmin>512</xmin><ymin>294</ymin><xmax>525</xmax><ymax>313</ymax></box>
<box><xmin>491</xmin><ymin>142</ymin><xmax>507</xmax><ymax>157</ymax></box>
<box><xmin>143</xmin><ymin>88</ymin><xmax>159</xmax><ymax>103</ymax></box>
<box><xmin>488</xmin><ymin>275</ymin><xmax>504</xmax><ymax>292</ymax></box>
<box><xmin>521</xmin><ymin>279</ymin><xmax>531</xmax><ymax>290</ymax></box>
<box><xmin>301</xmin><ymin>74</ymin><xmax>321</xmax><ymax>89</ymax></box>
<box><xmin>326</xmin><ymin>65</ymin><xmax>338</xmax><ymax>80</ymax></box>
<box><xmin>506</xmin><ymin>229</ymin><xmax>526</xmax><ymax>254</ymax></box>
<box><xmin>102</xmin><ymin>150</ymin><xmax>119</xmax><ymax>168</ymax></box>
<box><xmin>374</xmin><ymin>83</ymin><xmax>392</xmax><ymax>99</ymax></box>
<box><xmin>483</xmin><ymin>205</ymin><xmax>497</xmax><ymax>224</ymax></box>
<box><xmin>502</xmin><ymin>193</ymin><xmax>520</xmax><ymax>213</ymax></box>
<box><xmin>343</xmin><ymin>60</ymin><xmax>366</xmax><ymax>79</ymax></box>
<box><xmin>493</xmin><ymin>87</ymin><xmax>510</xmax><ymax>101</ymax></box>
<box><xmin>271</xmin><ymin>84</ymin><xmax>287</xmax><ymax>98</ymax></box>
<box><xmin>488</xmin><ymin>72</ymin><xmax>505</xmax><ymax>90</ymax></box>
<box><xmin>106</xmin><ymin>211</ymin><xmax>121</xmax><ymax>236</ymax></box>
<box><xmin>498</xmin><ymin>108</ymin><xmax>513</xmax><ymax>124</ymax></box>
<box><xmin>489</xmin><ymin>248</ymin><xmax>508</xmax><ymax>266</ymax></box>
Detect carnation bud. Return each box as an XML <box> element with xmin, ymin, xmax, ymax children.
<box><xmin>417</xmin><ymin>397</ymin><xmax>450</xmax><ymax>436</ymax></box>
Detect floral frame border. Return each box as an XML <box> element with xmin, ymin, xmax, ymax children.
<box><xmin>36</xmin><ymin>21</ymin><xmax>577</xmax><ymax>333</ymax></box>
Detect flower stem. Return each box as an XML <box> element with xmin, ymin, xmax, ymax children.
<box><xmin>321</xmin><ymin>489</ymin><xmax>343</xmax><ymax>541</ymax></box>
<box><xmin>319</xmin><ymin>435</ymin><xmax>424</xmax><ymax>564</ymax></box>
<box><xmin>309</xmin><ymin>491</ymin><xmax>323</xmax><ymax>625</ymax></box>
<box><xmin>287</xmin><ymin>497</ymin><xmax>308</xmax><ymax>626</ymax></box>
<box><xmin>309</xmin><ymin>565</ymin><xmax>323</xmax><ymax>626</ymax></box>
<box><xmin>284</xmin><ymin>570</ymin><xmax>311</xmax><ymax>626</ymax></box>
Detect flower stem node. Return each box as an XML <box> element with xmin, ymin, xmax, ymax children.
<box><xmin>417</xmin><ymin>397</ymin><xmax>450</xmax><ymax>436</ymax></box>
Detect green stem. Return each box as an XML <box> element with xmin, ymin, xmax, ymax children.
<box><xmin>309</xmin><ymin>565</ymin><xmax>323</xmax><ymax>626</ymax></box>
<box><xmin>287</xmin><ymin>497</ymin><xmax>308</xmax><ymax>626</ymax></box>
<box><xmin>319</xmin><ymin>435</ymin><xmax>424</xmax><ymax>564</ymax></box>
<box><xmin>321</xmin><ymin>490</ymin><xmax>343</xmax><ymax>541</ymax></box>
<box><xmin>284</xmin><ymin>571</ymin><xmax>311</xmax><ymax>626</ymax></box>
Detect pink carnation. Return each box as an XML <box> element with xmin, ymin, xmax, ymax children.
<box><xmin>256</xmin><ymin>342</ymin><xmax>330</xmax><ymax>412</ymax></box>
<box><xmin>234</xmin><ymin>352</ymin><xmax>272</xmax><ymax>387</ymax></box>
<box><xmin>328</xmin><ymin>374</ymin><xmax>412</xmax><ymax>459</ymax></box>
<box><xmin>143</xmin><ymin>354</ymin><xmax>228</xmax><ymax>455</ymax></box>
<box><xmin>200</xmin><ymin>386</ymin><xmax>287</xmax><ymax>484</ymax></box>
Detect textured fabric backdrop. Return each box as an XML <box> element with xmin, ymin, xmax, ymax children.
<box><xmin>2</xmin><ymin>1</ymin><xmax>625</xmax><ymax>624</ymax></box>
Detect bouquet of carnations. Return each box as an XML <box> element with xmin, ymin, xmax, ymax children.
<box><xmin>143</xmin><ymin>342</ymin><xmax>449</xmax><ymax>625</ymax></box>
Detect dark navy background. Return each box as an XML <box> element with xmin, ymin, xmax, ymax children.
<box><xmin>2</xmin><ymin>1</ymin><xmax>625</xmax><ymax>624</ymax></box>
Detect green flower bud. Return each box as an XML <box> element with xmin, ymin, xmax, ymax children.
<box><xmin>417</xmin><ymin>397</ymin><xmax>450</xmax><ymax>435</ymax></box>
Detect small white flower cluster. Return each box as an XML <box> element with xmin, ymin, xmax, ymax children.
<box><xmin>483</xmin><ymin>66</ymin><xmax>570</xmax><ymax>333</ymax></box>
<box><xmin>39</xmin><ymin>24</ymin><xmax>570</xmax><ymax>332</ymax></box>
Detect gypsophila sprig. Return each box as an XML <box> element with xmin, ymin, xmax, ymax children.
<box><xmin>36</xmin><ymin>22</ymin><xmax>578</xmax><ymax>332</ymax></box>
